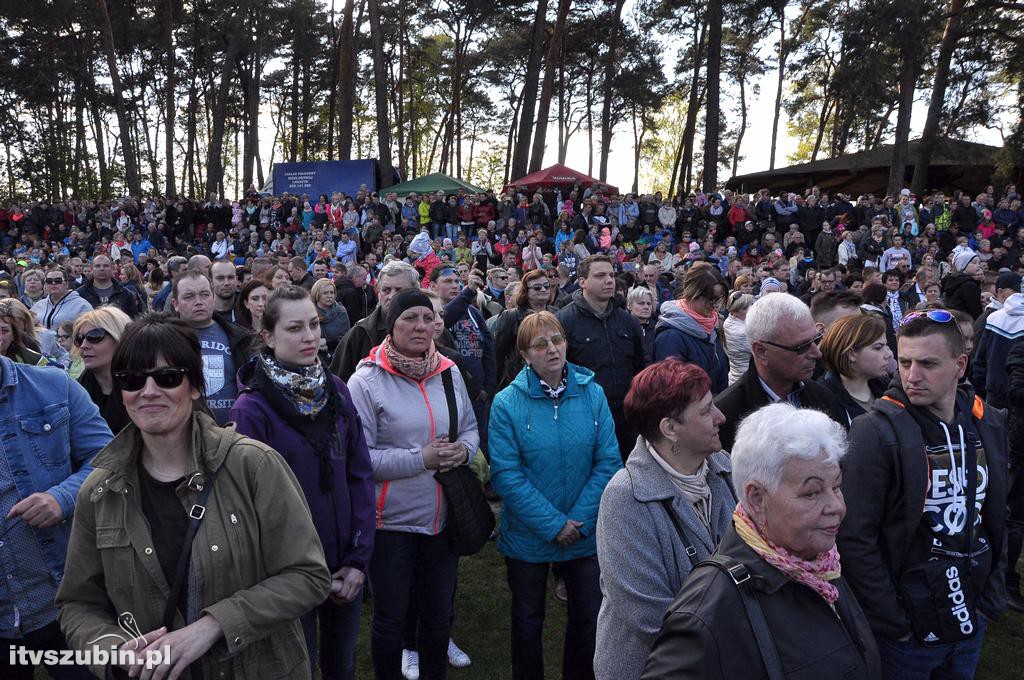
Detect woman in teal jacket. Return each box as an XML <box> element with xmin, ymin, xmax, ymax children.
<box><xmin>489</xmin><ymin>311</ymin><xmax>621</xmax><ymax>680</ymax></box>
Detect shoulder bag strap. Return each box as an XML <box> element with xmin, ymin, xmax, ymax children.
<box><xmin>162</xmin><ymin>469</ymin><xmax>218</xmax><ymax>630</ymax></box>
<box><xmin>440</xmin><ymin>368</ymin><xmax>458</xmax><ymax>442</ymax></box>
<box><xmin>700</xmin><ymin>554</ymin><xmax>786</xmax><ymax>680</ymax></box>
<box><xmin>659</xmin><ymin>497</ymin><xmax>697</xmax><ymax>558</ymax></box>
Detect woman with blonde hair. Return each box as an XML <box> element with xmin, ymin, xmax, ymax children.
<box><xmin>311</xmin><ymin>277</ymin><xmax>351</xmax><ymax>358</ymax></box>
<box><xmin>0</xmin><ymin>298</ymin><xmax>52</xmax><ymax>365</ymax></box>
<box><xmin>73</xmin><ymin>306</ymin><xmax>134</xmax><ymax>433</ymax></box>
<box><xmin>817</xmin><ymin>313</ymin><xmax>893</xmax><ymax>425</ymax></box>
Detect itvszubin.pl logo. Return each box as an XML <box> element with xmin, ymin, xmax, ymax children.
<box><xmin>9</xmin><ymin>613</ymin><xmax>171</xmax><ymax>669</ymax></box>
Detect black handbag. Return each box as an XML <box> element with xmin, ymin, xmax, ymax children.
<box><xmin>434</xmin><ymin>368</ymin><xmax>495</xmax><ymax>556</ymax></box>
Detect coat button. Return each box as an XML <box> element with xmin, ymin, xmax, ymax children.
<box><xmin>43</xmin><ymin>423</ymin><xmax>51</xmax><ymax>431</ymax></box>
<box><xmin>145</xmin><ymin>548</ymin><xmax>153</xmax><ymax>555</ymax></box>
<box><xmin>211</xmin><ymin>545</ymin><xmax>219</xmax><ymax>552</ymax></box>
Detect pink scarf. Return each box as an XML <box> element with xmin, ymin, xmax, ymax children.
<box><xmin>734</xmin><ymin>504</ymin><xmax>841</xmax><ymax>604</ymax></box>
<box><xmin>678</xmin><ymin>300</ymin><xmax>719</xmax><ymax>336</ymax></box>
<box><xmin>381</xmin><ymin>335</ymin><xmax>442</xmax><ymax>381</ymax></box>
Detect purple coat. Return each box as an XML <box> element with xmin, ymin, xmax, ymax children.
<box><xmin>231</xmin><ymin>361</ymin><xmax>375</xmax><ymax>573</ymax></box>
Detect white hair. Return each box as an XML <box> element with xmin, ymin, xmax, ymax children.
<box><xmin>744</xmin><ymin>293</ymin><xmax>813</xmax><ymax>343</ymax></box>
<box><xmin>626</xmin><ymin>286</ymin><xmax>654</xmax><ymax>306</ymax></box>
<box><xmin>377</xmin><ymin>260</ymin><xmax>419</xmax><ymax>289</ymax></box>
<box><xmin>731</xmin><ymin>403</ymin><xmax>847</xmax><ymax>502</ymax></box>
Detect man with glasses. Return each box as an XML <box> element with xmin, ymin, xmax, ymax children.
<box><xmin>715</xmin><ymin>293</ymin><xmax>845</xmax><ymax>451</ymax></box>
<box><xmin>838</xmin><ymin>309</ymin><xmax>1008</xmax><ymax>677</ymax></box>
<box><xmin>485</xmin><ymin>267</ymin><xmax>510</xmax><ymax>308</ymax></box>
<box><xmin>30</xmin><ymin>266</ymin><xmax>93</xmax><ymax>331</ymax></box>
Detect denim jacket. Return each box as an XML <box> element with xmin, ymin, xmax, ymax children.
<box><xmin>0</xmin><ymin>356</ymin><xmax>111</xmax><ymax>636</ymax></box>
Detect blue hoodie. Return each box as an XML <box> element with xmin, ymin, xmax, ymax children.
<box><xmin>653</xmin><ymin>300</ymin><xmax>729</xmax><ymax>394</ymax></box>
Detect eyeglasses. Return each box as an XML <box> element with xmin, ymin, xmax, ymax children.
<box><xmin>528</xmin><ymin>334</ymin><xmax>565</xmax><ymax>352</ymax></box>
<box><xmin>112</xmin><ymin>367</ymin><xmax>190</xmax><ymax>392</ymax></box>
<box><xmin>56</xmin><ymin>333</ymin><xmax>71</xmax><ymax>341</ymax></box>
<box><xmin>760</xmin><ymin>332</ymin><xmax>823</xmax><ymax>354</ymax></box>
<box><xmin>74</xmin><ymin>328</ymin><xmax>111</xmax><ymax>347</ymax></box>
<box><xmin>45</xmin><ymin>277</ymin><xmax>65</xmax><ymax>284</ymax></box>
<box><xmin>528</xmin><ymin>283</ymin><xmax>551</xmax><ymax>292</ymax></box>
<box><xmin>900</xmin><ymin>309</ymin><xmax>953</xmax><ymax>326</ymax></box>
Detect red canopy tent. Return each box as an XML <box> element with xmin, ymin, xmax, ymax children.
<box><xmin>504</xmin><ymin>163</ymin><xmax>619</xmax><ymax>196</ymax></box>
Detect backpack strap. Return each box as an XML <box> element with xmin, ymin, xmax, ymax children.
<box><xmin>699</xmin><ymin>554</ymin><xmax>785</xmax><ymax>680</ymax></box>
<box><xmin>659</xmin><ymin>498</ymin><xmax>697</xmax><ymax>558</ymax></box>
<box><xmin>440</xmin><ymin>368</ymin><xmax>458</xmax><ymax>442</ymax></box>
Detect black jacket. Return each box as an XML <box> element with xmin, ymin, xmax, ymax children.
<box><xmin>714</xmin><ymin>363</ymin><xmax>846</xmax><ymax>453</ymax></box>
<box><xmin>556</xmin><ymin>291</ymin><xmax>645</xmax><ymax>406</ymax></box>
<box><xmin>336</xmin><ymin>278</ymin><xmax>377</xmax><ymax>324</ymax></box>
<box><xmin>212</xmin><ymin>311</ymin><xmax>256</xmax><ymax>370</ymax></box>
<box><xmin>837</xmin><ymin>385</ymin><xmax>1008</xmax><ymax>640</ymax></box>
<box><xmin>330</xmin><ymin>305</ymin><xmax>387</xmax><ymax>382</ymax></box>
<box><xmin>942</xmin><ymin>273</ymin><xmax>983</xmax><ymax>320</ymax></box>
<box><xmin>817</xmin><ymin>370</ymin><xmax>888</xmax><ymax>427</ymax></box>
<box><xmin>642</xmin><ymin>525</ymin><xmax>881</xmax><ymax>680</ymax></box>
<box><xmin>1006</xmin><ymin>341</ymin><xmax>1024</xmax><ymax>457</ymax></box>
<box><xmin>76</xmin><ymin>280</ymin><xmax>142</xmax><ymax>318</ymax></box>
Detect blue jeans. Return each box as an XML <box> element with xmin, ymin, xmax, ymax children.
<box><xmin>445</xmin><ymin>223</ymin><xmax>459</xmax><ymax>241</ymax></box>
<box><xmin>369</xmin><ymin>530</ymin><xmax>459</xmax><ymax>680</ymax></box>
<box><xmin>301</xmin><ymin>596</ymin><xmax>363</xmax><ymax>680</ymax></box>
<box><xmin>505</xmin><ymin>555</ymin><xmax>602</xmax><ymax>680</ymax></box>
<box><xmin>431</xmin><ymin>222</ymin><xmax>442</xmax><ymax>239</ymax></box>
<box><xmin>875</xmin><ymin>616</ymin><xmax>987</xmax><ymax>680</ymax></box>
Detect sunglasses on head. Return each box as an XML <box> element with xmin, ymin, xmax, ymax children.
<box><xmin>112</xmin><ymin>367</ymin><xmax>190</xmax><ymax>392</ymax></box>
<box><xmin>74</xmin><ymin>328</ymin><xmax>111</xmax><ymax>347</ymax></box>
<box><xmin>900</xmin><ymin>309</ymin><xmax>953</xmax><ymax>326</ymax></box>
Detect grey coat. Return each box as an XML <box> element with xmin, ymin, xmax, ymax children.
<box><xmin>594</xmin><ymin>437</ymin><xmax>736</xmax><ymax>680</ymax></box>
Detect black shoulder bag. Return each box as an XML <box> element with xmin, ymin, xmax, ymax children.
<box><xmin>434</xmin><ymin>368</ymin><xmax>495</xmax><ymax>556</ymax></box>
<box><xmin>162</xmin><ymin>470</ymin><xmax>218</xmax><ymax>630</ymax></box>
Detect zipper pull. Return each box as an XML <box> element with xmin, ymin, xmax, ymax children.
<box><xmin>230</xmin><ymin>513</ymin><xmax>238</xmax><ymax>524</ymax></box>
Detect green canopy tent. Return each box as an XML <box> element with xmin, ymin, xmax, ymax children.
<box><xmin>386</xmin><ymin>172</ymin><xmax>486</xmax><ymax>197</ymax></box>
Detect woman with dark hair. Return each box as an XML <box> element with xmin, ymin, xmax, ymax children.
<box><xmin>57</xmin><ymin>313</ymin><xmax>331</xmax><ymax>679</ymax></box>
<box><xmin>859</xmin><ymin>282</ymin><xmax>898</xmax><ymax>356</ymax></box>
<box><xmin>817</xmin><ymin>313</ymin><xmax>893</xmax><ymax>426</ymax></box>
<box><xmin>654</xmin><ymin>265</ymin><xmax>730</xmax><ymax>393</ymax></box>
<box><xmin>232</xmin><ymin>287</ymin><xmax>375</xmax><ymax>680</ymax></box>
<box><xmin>595</xmin><ymin>359</ymin><xmax>733</xmax><ymax>680</ymax></box>
<box><xmin>491</xmin><ymin>268</ymin><xmax>561</xmax><ymax>389</ymax></box>
<box><xmin>235</xmin><ymin>278</ymin><xmax>269</xmax><ymax>331</ymax></box>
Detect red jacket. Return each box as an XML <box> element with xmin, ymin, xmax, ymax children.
<box><xmin>474</xmin><ymin>202</ymin><xmax>497</xmax><ymax>226</ymax></box>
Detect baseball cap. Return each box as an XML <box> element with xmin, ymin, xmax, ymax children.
<box><xmin>995</xmin><ymin>271</ymin><xmax>1022</xmax><ymax>291</ymax></box>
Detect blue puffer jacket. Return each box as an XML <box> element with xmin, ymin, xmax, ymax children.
<box><xmin>653</xmin><ymin>300</ymin><xmax>729</xmax><ymax>394</ymax></box>
<box><xmin>489</xmin><ymin>362</ymin><xmax>622</xmax><ymax>563</ymax></box>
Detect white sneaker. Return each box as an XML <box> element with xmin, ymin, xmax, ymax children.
<box><xmin>447</xmin><ymin>638</ymin><xmax>471</xmax><ymax>668</ymax></box>
<box><xmin>402</xmin><ymin>649</ymin><xmax>420</xmax><ymax>680</ymax></box>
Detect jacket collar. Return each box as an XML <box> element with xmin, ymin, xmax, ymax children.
<box><xmin>88</xmin><ymin>411</ymin><xmax>232</xmax><ymax>499</ymax></box>
<box><xmin>0</xmin><ymin>356</ymin><xmax>18</xmax><ymax>391</ymax></box>
<box><xmin>626</xmin><ymin>437</ymin><xmax>732</xmax><ymax>503</ymax></box>
<box><xmin>513</xmin><ymin>361</ymin><xmax>592</xmax><ymax>399</ymax></box>
<box><xmin>366</xmin><ymin>342</ymin><xmax>455</xmax><ymax>382</ymax></box>
<box><xmin>717</xmin><ymin>524</ymin><xmax>793</xmax><ymax>595</ymax></box>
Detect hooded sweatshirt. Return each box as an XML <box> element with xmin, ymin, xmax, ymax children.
<box><xmin>654</xmin><ymin>300</ymin><xmax>729</xmax><ymax>394</ymax></box>
<box><xmin>972</xmin><ymin>292</ymin><xmax>1024</xmax><ymax>408</ymax></box>
<box><xmin>31</xmin><ymin>290</ymin><xmax>93</xmax><ymax>331</ymax></box>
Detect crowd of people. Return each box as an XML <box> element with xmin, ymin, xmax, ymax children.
<box><xmin>1</xmin><ymin>178</ymin><xmax>1023</xmax><ymax>680</ymax></box>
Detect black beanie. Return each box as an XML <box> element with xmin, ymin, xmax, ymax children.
<box><xmin>386</xmin><ymin>288</ymin><xmax>435</xmax><ymax>333</ymax></box>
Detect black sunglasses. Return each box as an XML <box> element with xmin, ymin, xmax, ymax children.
<box><xmin>45</xmin><ymin>277</ymin><xmax>65</xmax><ymax>284</ymax></box>
<box><xmin>761</xmin><ymin>332</ymin><xmax>824</xmax><ymax>354</ymax></box>
<box><xmin>74</xmin><ymin>328</ymin><xmax>111</xmax><ymax>347</ymax></box>
<box><xmin>112</xmin><ymin>367</ymin><xmax>190</xmax><ymax>392</ymax></box>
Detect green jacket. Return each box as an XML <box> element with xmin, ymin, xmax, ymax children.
<box><xmin>56</xmin><ymin>412</ymin><xmax>331</xmax><ymax>679</ymax></box>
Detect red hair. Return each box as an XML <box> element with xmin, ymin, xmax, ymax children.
<box><xmin>624</xmin><ymin>358</ymin><xmax>712</xmax><ymax>442</ymax></box>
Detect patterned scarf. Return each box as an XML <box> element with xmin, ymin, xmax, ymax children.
<box><xmin>258</xmin><ymin>352</ymin><xmax>329</xmax><ymax>416</ymax></box>
<box><xmin>382</xmin><ymin>334</ymin><xmax>442</xmax><ymax>381</ymax></box>
<box><xmin>536</xmin><ymin>365</ymin><xmax>568</xmax><ymax>400</ymax></box>
<box><xmin>887</xmin><ymin>291</ymin><xmax>904</xmax><ymax>331</ymax></box>
<box><xmin>733</xmin><ymin>503</ymin><xmax>841</xmax><ymax>604</ymax></box>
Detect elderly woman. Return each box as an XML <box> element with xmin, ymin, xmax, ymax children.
<box><xmin>722</xmin><ymin>291</ymin><xmax>754</xmax><ymax>385</ymax></box>
<box><xmin>347</xmin><ymin>288</ymin><xmax>479</xmax><ymax>680</ymax></box>
<box><xmin>492</xmin><ymin>268</ymin><xmax>561</xmax><ymax>389</ymax></box>
<box><xmin>56</xmin><ymin>314</ymin><xmax>331</xmax><ymax>679</ymax></box>
<box><xmin>311</xmin><ymin>277</ymin><xmax>351</xmax><ymax>357</ymax></box>
<box><xmin>627</xmin><ymin>286</ymin><xmax>657</xmax><ymax>359</ymax></box>
<box><xmin>818</xmin><ymin>313</ymin><xmax>893</xmax><ymax>426</ymax></box>
<box><xmin>642</xmin><ymin>403</ymin><xmax>880</xmax><ymax>679</ymax></box>
<box><xmin>654</xmin><ymin>265</ymin><xmax>730</xmax><ymax>394</ymax></box>
<box><xmin>595</xmin><ymin>359</ymin><xmax>733</xmax><ymax>680</ymax></box>
<box><xmin>489</xmin><ymin>311</ymin><xmax>622</xmax><ymax>680</ymax></box>
<box><xmin>232</xmin><ymin>286</ymin><xmax>374</xmax><ymax>680</ymax></box>
<box><xmin>74</xmin><ymin>307</ymin><xmax>134</xmax><ymax>434</ymax></box>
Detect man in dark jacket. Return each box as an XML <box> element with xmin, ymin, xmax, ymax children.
<box><xmin>714</xmin><ymin>292</ymin><xmax>844</xmax><ymax>452</ymax></box>
<box><xmin>336</xmin><ymin>265</ymin><xmax>378</xmax><ymax>323</ymax></box>
<box><xmin>330</xmin><ymin>260</ymin><xmax>418</xmax><ymax>381</ymax></box>
<box><xmin>75</xmin><ymin>254</ymin><xmax>141</xmax><ymax>318</ymax></box>
<box><xmin>838</xmin><ymin>312</ymin><xmax>1008</xmax><ymax>676</ymax></box>
<box><xmin>557</xmin><ymin>255</ymin><xmax>646</xmax><ymax>460</ymax></box>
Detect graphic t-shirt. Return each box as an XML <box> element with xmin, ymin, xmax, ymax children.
<box><xmin>92</xmin><ymin>283</ymin><xmax>114</xmax><ymax>305</ymax></box>
<box><xmin>196</xmin><ymin>322</ymin><xmax>237</xmax><ymax>424</ymax></box>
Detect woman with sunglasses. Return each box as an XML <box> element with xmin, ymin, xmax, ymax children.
<box><xmin>231</xmin><ymin>286</ymin><xmax>374</xmax><ymax>680</ymax></box>
<box><xmin>57</xmin><ymin>313</ymin><xmax>331</xmax><ymax>679</ymax></box>
<box><xmin>73</xmin><ymin>307</ymin><xmax>133</xmax><ymax>434</ymax></box>
<box><xmin>489</xmin><ymin>311</ymin><xmax>621</xmax><ymax>680</ymax></box>
<box><xmin>491</xmin><ymin>268</ymin><xmax>561</xmax><ymax>390</ymax></box>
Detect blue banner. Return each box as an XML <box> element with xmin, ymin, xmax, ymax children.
<box><xmin>271</xmin><ymin>160</ymin><xmax>377</xmax><ymax>199</ymax></box>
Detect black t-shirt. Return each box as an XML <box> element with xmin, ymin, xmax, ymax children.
<box><xmin>138</xmin><ymin>459</ymin><xmax>189</xmax><ymax>619</ymax></box>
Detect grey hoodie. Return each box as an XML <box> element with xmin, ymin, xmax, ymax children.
<box><xmin>31</xmin><ymin>290</ymin><xmax>94</xmax><ymax>331</ymax></box>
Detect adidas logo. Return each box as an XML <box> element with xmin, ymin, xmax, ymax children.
<box><xmin>924</xmin><ymin>632</ymin><xmax>939</xmax><ymax>642</ymax></box>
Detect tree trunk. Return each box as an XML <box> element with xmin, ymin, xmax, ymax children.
<box><xmin>96</xmin><ymin>0</ymin><xmax>141</xmax><ymax>196</ymax></box>
<box><xmin>910</xmin><ymin>0</ymin><xmax>966</xmax><ymax>195</ymax></box>
<box><xmin>557</xmin><ymin>51</ymin><xmax>566</xmax><ymax>164</ymax></box>
<box><xmin>702</xmin><ymin>0</ymin><xmax>722</xmax><ymax>193</ymax></box>
<box><xmin>586</xmin><ymin>67</ymin><xmax>594</xmax><ymax>177</ymax></box>
<box><xmin>503</xmin><ymin>90</ymin><xmax>522</xmax><ymax>187</ymax></box>
<box><xmin>733</xmin><ymin>69</ymin><xmax>747</xmax><ymax>178</ymax></box>
<box><xmin>243</xmin><ymin>22</ymin><xmax>262</xmax><ymax>192</ymax></box>
<box><xmin>887</xmin><ymin>53</ymin><xmax>919</xmax><ymax>196</ymax></box>
<box><xmin>164</xmin><ymin>0</ymin><xmax>176</xmax><ymax>197</ymax></box>
<box><xmin>85</xmin><ymin>56</ymin><xmax>110</xmax><ymax>198</ymax></box>
<box><xmin>769</xmin><ymin>4</ymin><xmax>786</xmax><ymax>171</ymax></box>
<box><xmin>598</xmin><ymin>0</ymin><xmax>627</xmax><ymax>181</ymax></box>
<box><xmin>678</xmin><ymin>17</ymin><xmax>707</xmax><ymax>196</ymax></box>
<box><xmin>631</xmin><ymin>101</ymin><xmax>641</xmax><ymax>194</ymax></box>
<box><xmin>337</xmin><ymin>0</ymin><xmax>356</xmax><ymax>159</ymax></box>
<box><xmin>205</xmin><ymin>2</ymin><xmax>248</xmax><ymax>199</ymax></box>
<box><xmin>367</xmin><ymin>0</ymin><xmax>395</xmax><ymax>186</ymax></box>
<box><xmin>530</xmin><ymin>0</ymin><xmax>572</xmax><ymax>173</ymax></box>
<box><xmin>512</xmin><ymin>1</ymin><xmax>548</xmax><ymax>180</ymax></box>
<box><xmin>668</xmin><ymin>131</ymin><xmax>685</xmax><ymax>199</ymax></box>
